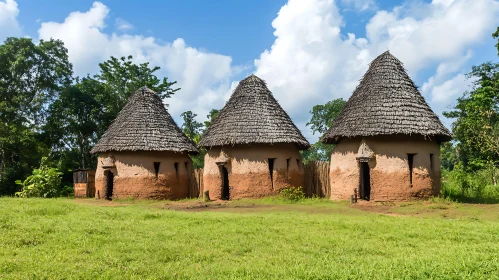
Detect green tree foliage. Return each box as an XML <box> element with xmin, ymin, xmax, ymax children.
<box><xmin>181</xmin><ymin>109</ymin><xmax>220</xmax><ymax>168</ymax></box>
<box><xmin>493</xmin><ymin>26</ymin><xmax>499</xmax><ymax>56</ymax></box>
<box><xmin>440</xmin><ymin>142</ymin><xmax>458</xmax><ymax>171</ymax></box>
<box><xmin>95</xmin><ymin>56</ymin><xmax>180</xmax><ymax>117</ymax></box>
<box><xmin>181</xmin><ymin>111</ymin><xmax>203</xmax><ymax>139</ymax></box>
<box><xmin>0</xmin><ymin>38</ymin><xmax>72</xmax><ymax>195</ymax></box>
<box><xmin>0</xmin><ymin>37</ymin><xmax>181</xmax><ymax>195</ymax></box>
<box><xmin>443</xmin><ymin>62</ymin><xmax>499</xmax><ymax>171</ymax></box>
<box><xmin>203</xmin><ymin>109</ymin><xmax>220</xmax><ymax>131</ymax></box>
<box><xmin>42</xmin><ymin>56</ymin><xmax>180</xmax><ymax>189</ymax></box>
<box><xmin>302</xmin><ymin>99</ymin><xmax>346</xmax><ymax>163</ymax></box>
<box><xmin>43</xmin><ymin>78</ymin><xmax>107</xmax><ymax>169</ymax></box>
<box><xmin>307</xmin><ymin>99</ymin><xmax>346</xmax><ymax>135</ymax></box>
<box><xmin>15</xmin><ymin>157</ymin><xmax>69</xmax><ymax>198</ymax></box>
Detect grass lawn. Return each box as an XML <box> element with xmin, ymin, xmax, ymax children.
<box><xmin>1</xmin><ymin>197</ymin><xmax>498</xmax><ymax>279</ymax></box>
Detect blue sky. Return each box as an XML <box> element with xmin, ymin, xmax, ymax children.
<box><xmin>2</xmin><ymin>0</ymin><xmax>499</xmax><ymax>143</ymax></box>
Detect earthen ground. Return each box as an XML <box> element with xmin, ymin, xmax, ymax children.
<box><xmin>73</xmin><ymin>198</ymin><xmax>499</xmax><ymax>220</ymax></box>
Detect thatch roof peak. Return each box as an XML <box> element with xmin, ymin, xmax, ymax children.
<box><xmin>91</xmin><ymin>87</ymin><xmax>198</xmax><ymax>154</ymax></box>
<box><xmin>199</xmin><ymin>74</ymin><xmax>310</xmax><ymax>150</ymax></box>
<box><xmin>322</xmin><ymin>52</ymin><xmax>452</xmax><ymax>144</ymax></box>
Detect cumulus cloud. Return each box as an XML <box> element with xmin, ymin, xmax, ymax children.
<box><xmin>254</xmin><ymin>0</ymin><xmax>499</xmax><ymax>141</ymax></box>
<box><xmin>115</xmin><ymin>18</ymin><xmax>133</xmax><ymax>31</ymax></box>
<box><xmin>0</xmin><ymin>0</ymin><xmax>21</xmax><ymax>40</ymax></box>
<box><xmin>38</xmin><ymin>1</ymin><xmax>236</xmax><ymax>121</ymax></box>
<box><xmin>16</xmin><ymin>0</ymin><xmax>499</xmax><ymax>141</ymax></box>
<box><xmin>340</xmin><ymin>0</ymin><xmax>376</xmax><ymax>12</ymax></box>
<box><xmin>421</xmin><ymin>50</ymin><xmax>473</xmax><ymax>103</ymax></box>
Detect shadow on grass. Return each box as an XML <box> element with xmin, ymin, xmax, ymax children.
<box><xmin>441</xmin><ymin>194</ymin><xmax>499</xmax><ymax>204</ymax></box>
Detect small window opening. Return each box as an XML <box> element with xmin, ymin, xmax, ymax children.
<box><xmin>174</xmin><ymin>162</ymin><xmax>179</xmax><ymax>179</ymax></box>
<box><xmin>184</xmin><ymin>162</ymin><xmax>189</xmax><ymax>172</ymax></box>
<box><xmin>153</xmin><ymin>162</ymin><xmax>160</xmax><ymax>178</ymax></box>
<box><xmin>296</xmin><ymin>159</ymin><xmax>300</xmax><ymax>170</ymax></box>
<box><xmin>286</xmin><ymin>158</ymin><xmax>291</xmax><ymax>173</ymax></box>
<box><xmin>430</xmin><ymin>154</ymin><xmax>434</xmax><ymax>172</ymax></box>
<box><xmin>407</xmin><ymin>154</ymin><xmax>415</xmax><ymax>187</ymax></box>
<box><xmin>268</xmin><ymin>158</ymin><xmax>276</xmax><ymax>190</ymax></box>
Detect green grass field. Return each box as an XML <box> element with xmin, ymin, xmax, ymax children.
<box><xmin>1</xmin><ymin>198</ymin><xmax>498</xmax><ymax>279</ymax></box>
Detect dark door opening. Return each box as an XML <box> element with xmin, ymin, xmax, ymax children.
<box><xmin>359</xmin><ymin>162</ymin><xmax>370</xmax><ymax>201</ymax></box>
<box><xmin>105</xmin><ymin>171</ymin><xmax>114</xmax><ymax>200</ymax></box>
<box><xmin>268</xmin><ymin>158</ymin><xmax>275</xmax><ymax>190</ymax></box>
<box><xmin>221</xmin><ymin>166</ymin><xmax>230</xmax><ymax>200</ymax></box>
<box><xmin>407</xmin><ymin>153</ymin><xmax>416</xmax><ymax>187</ymax></box>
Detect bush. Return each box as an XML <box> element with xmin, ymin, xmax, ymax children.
<box><xmin>441</xmin><ymin>163</ymin><xmax>499</xmax><ymax>203</ymax></box>
<box><xmin>280</xmin><ymin>186</ymin><xmax>305</xmax><ymax>202</ymax></box>
<box><xmin>15</xmin><ymin>158</ymin><xmax>64</xmax><ymax>198</ymax></box>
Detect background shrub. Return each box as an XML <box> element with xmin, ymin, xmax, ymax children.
<box><xmin>280</xmin><ymin>186</ymin><xmax>305</xmax><ymax>202</ymax></box>
<box><xmin>15</xmin><ymin>158</ymin><xmax>64</xmax><ymax>198</ymax></box>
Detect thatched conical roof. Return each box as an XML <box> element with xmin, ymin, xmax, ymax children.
<box><xmin>199</xmin><ymin>74</ymin><xmax>310</xmax><ymax>150</ymax></box>
<box><xmin>322</xmin><ymin>51</ymin><xmax>452</xmax><ymax>144</ymax></box>
<box><xmin>91</xmin><ymin>87</ymin><xmax>198</xmax><ymax>154</ymax></box>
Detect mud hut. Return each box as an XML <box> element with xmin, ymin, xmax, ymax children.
<box><xmin>322</xmin><ymin>51</ymin><xmax>452</xmax><ymax>201</ymax></box>
<box><xmin>90</xmin><ymin>87</ymin><xmax>198</xmax><ymax>200</ymax></box>
<box><xmin>199</xmin><ymin>74</ymin><xmax>310</xmax><ymax>200</ymax></box>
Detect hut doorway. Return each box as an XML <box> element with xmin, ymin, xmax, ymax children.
<box><xmin>221</xmin><ymin>166</ymin><xmax>230</xmax><ymax>200</ymax></box>
<box><xmin>104</xmin><ymin>170</ymin><xmax>114</xmax><ymax>200</ymax></box>
<box><xmin>359</xmin><ymin>162</ymin><xmax>370</xmax><ymax>201</ymax></box>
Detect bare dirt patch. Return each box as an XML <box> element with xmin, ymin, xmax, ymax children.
<box><xmin>350</xmin><ymin>200</ymin><xmax>499</xmax><ymax>220</ymax></box>
<box><xmin>162</xmin><ymin>200</ymin><xmax>358</xmax><ymax>215</ymax></box>
<box><xmin>73</xmin><ymin>198</ymin><xmax>134</xmax><ymax>207</ymax></box>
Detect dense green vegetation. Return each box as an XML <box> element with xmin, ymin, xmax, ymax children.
<box><xmin>0</xmin><ymin>198</ymin><xmax>498</xmax><ymax>279</ymax></box>
<box><xmin>1</xmin><ymin>25</ymin><xmax>499</xmax><ymax>199</ymax></box>
<box><xmin>440</xmin><ymin>39</ymin><xmax>499</xmax><ymax>202</ymax></box>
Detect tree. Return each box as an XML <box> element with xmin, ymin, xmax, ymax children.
<box><xmin>440</xmin><ymin>142</ymin><xmax>458</xmax><ymax>171</ymax></box>
<box><xmin>307</xmin><ymin>99</ymin><xmax>346</xmax><ymax>135</ymax></box>
<box><xmin>302</xmin><ymin>99</ymin><xmax>346</xmax><ymax>162</ymax></box>
<box><xmin>42</xmin><ymin>77</ymin><xmax>107</xmax><ymax>170</ymax></box>
<box><xmin>180</xmin><ymin>111</ymin><xmax>204</xmax><ymax>168</ymax></box>
<box><xmin>180</xmin><ymin>108</ymin><xmax>220</xmax><ymax>169</ymax></box>
<box><xmin>0</xmin><ymin>37</ymin><xmax>72</xmax><ymax>195</ymax></box>
<box><xmin>181</xmin><ymin>111</ymin><xmax>203</xmax><ymax>139</ymax></box>
<box><xmin>44</xmin><ymin>56</ymin><xmax>180</xmax><ymax>173</ymax></box>
<box><xmin>493</xmin><ymin>26</ymin><xmax>499</xmax><ymax>56</ymax></box>
<box><xmin>204</xmin><ymin>109</ymin><xmax>220</xmax><ymax>131</ymax></box>
<box><xmin>444</xmin><ymin>62</ymin><xmax>499</xmax><ymax>171</ymax></box>
<box><xmin>95</xmin><ymin>55</ymin><xmax>180</xmax><ymax>118</ymax></box>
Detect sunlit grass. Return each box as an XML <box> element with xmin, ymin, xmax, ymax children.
<box><xmin>0</xmin><ymin>198</ymin><xmax>498</xmax><ymax>279</ymax></box>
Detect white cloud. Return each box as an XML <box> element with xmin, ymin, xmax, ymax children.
<box><xmin>37</xmin><ymin>1</ymin><xmax>236</xmax><ymax>122</ymax></box>
<box><xmin>14</xmin><ymin>0</ymin><xmax>498</xmax><ymax>142</ymax></box>
<box><xmin>366</xmin><ymin>0</ymin><xmax>499</xmax><ymax>73</ymax></box>
<box><xmin>421</xmin><ymin>50</ymin><xmax>473</xmax><ymax>102</ymax></box>
<box><xmin>428</xmin><ymin>73</ymin><xmax>468</xmax><ymax>104</ymax></box>
<box><xmin>340</xmin><ymin>0</ymin><xmax>376</xmax><ymax>12</ymax></box>
<box><xmin>0</xmin><ymin>0</ymin><xmax>21</xmax><ymax>40</ymax></box>
<box><xmin>115</xmin><ymin>18</ymin><xmax>133</xmax><ymax>31</ymax></box>
<box><xmin>254</xmin><ymin>0</ymin><xmax>499</xmax><ymax>142</ymax></box>
<box><xmin>255</xmin><ymin>0</ymin><xmax>371</xmax><ymax>139</ymax></box>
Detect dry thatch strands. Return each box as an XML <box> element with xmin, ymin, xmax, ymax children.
<box><xmin>199</xmin><ymin>74</ymin><xmax>310</xmax><ymax>150</ymax></box>
<box><xmin>91</xmin><ymin>87</ymin><xmax>198</xmax><ymax>154</ymax></box>
<box><xmin>322</xmin><ymin>51</ymin><xmax>452</xmax><ymax>144</ymax></box>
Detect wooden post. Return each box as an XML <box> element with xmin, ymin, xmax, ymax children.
<box><xmin>203</xmin><ymin>190</ymin><xmax>210</xmax><ymax>202</ymax></box>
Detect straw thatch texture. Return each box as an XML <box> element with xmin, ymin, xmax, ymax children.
<box><xmin>199</xmin><ymin>74</ymin><xmax>310</xmax><ymax>149</ymax></box>
<box><xmin>91</xmin><ymin>87</ymin><xmax>198</xmax><ymax>154</ymax></box>
<box><xmin>322</xmin><ymin>51</ymin><xmax>452</xmax><ymax>144</ymax></box>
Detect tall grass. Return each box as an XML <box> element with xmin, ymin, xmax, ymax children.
<box><xmin>441</xmin><ymin>164</ymin><xmax>499</xmax><ymax>203</ymax></box>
